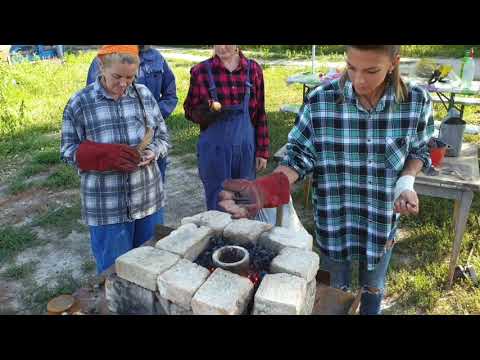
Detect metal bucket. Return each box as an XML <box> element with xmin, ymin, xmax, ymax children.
<box><xmin>438</xmin><ymin>117</ymin><xmax>466</xmax><ymax>157</ymax></box>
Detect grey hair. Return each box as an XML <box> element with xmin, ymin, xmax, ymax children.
<box><xmin>100</xmin><ymin>53</ymin><xmax>139</xmax><ymax>69</ymax></box>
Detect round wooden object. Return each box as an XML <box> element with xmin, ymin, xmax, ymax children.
<box><xmin>47</xmin><ymin>295</ymin><xmax>75</xmax><ymax>314</ymax></box>
<box><xmin>211</xmin><ymin>101</ymin><xmax>222</xmax><ymax>112</ymax></box>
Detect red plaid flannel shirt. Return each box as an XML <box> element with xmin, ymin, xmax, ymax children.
<box><xmin>183</xmin><ymin>52</ymin><xmax>270</xmax><ymax>159</ymax></box>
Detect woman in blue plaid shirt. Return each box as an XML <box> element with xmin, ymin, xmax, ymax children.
<box><xmin>219</xmin><ymin>45</ymin><xmax>434</xmax><ymax>314</ymax></box>
<box><xmin>61</xmin><ymin>45</ymin><xmax>170</xmax><ymax>274</ymax></box>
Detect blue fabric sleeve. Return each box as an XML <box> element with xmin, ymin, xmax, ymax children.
<box><xmin>158</xmin><ymin>59</ymin><xmax>178</xmax><ymax>119</ymax></box>
<box><xmin>86</xmin><ymin>57</ymin><xmax>101</xmax><ymax>86</ymax></box>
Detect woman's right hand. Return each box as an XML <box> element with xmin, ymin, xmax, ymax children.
<box><xmin>138</xmin><ymin>149</ymin><xmax>155</xmax><ymax>167</ymax></box>
<box><xmin>191</xmin><ymin>101</ymin><xmax>226</xmax><ymax>129</ymax></box>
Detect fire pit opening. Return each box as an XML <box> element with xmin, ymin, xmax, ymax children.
<box><xmin>216</xmin><ymin>246</ymin><xmax>248</xmax><ymax>264</ymax></box>
<box><xmin>212</xmin><ymin>246</ymin><xmax>250</xmax><ymax>275</ymax></box>
<box><xmin>194</xmin><ymin>235</ymin><xmax>277</xmax><ymax>287</ymax></box>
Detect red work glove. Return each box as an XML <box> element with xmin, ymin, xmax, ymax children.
<box><xmin>76</xmin><ymin>140</ymin><xmax>141</xmax><ymax>172</ymax></box>
<box><xmin>218</xmin><ymin>172</ymin><xmax>291</xmax><ymax>219</ymax></box>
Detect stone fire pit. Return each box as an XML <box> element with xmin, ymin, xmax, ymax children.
<box><xmin>105</xmin><ymin>211</ymin><xmax>319</xmax><ymax>315</ymax></box>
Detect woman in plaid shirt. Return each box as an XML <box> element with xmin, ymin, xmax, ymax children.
<box><xmin>219</xmin><ymin>45</ymin><xmax>434</xmax><ymax>314</ymax></box>
<box><xmin>184</xmin><ymin>45</ymin><xmax>270</xmax><ymax>211</ymax></box>
<box><xmin>61</xmin><ymin>45</ymin><xmax>169</xmax><ymax>274</ymax></box>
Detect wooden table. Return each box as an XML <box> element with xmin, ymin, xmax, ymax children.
<box><xmin>274</xmin><ymin>142</ymin><xmax>480</xmax><ymax>288</ymax></box>
<box><xmin>286</xmin><ymin>72</ymin><xmax>336</xmax><ymax>101</ymax></box>
<box><xmin>406</xmin><ymin>77</ymin><xmax>480</xmax><ymax>118</ymax></box>
<box><xmin>415</xmin><ymin>142</ymin><xmax>480</xmax><ymax>288</ymax></box>
<box><xmin>285</xmin><ymin>73</ymin><xmax>480</xmax><ymax>119</ymax></box>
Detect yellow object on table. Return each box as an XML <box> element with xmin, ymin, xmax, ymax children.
<box><xmin>0</xmin><ymin>45</ymin><xmax>11</xmax><ymax>63</ymax></box>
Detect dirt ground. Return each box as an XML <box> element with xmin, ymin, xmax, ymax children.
<box><xmin>0</xmin><ymin>153</ymin><xmax>206</xmax><ymax>314</ymax></box>
<box><xmin>0</xmin><ymin>151</ymin><xmax>406</xmax><ymax>314</ymax></box>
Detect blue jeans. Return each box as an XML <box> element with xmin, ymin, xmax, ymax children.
<box><xmin>157</xmin><ymin>155</ymin><xmax>167</xmax><ymax>219</ymax></box>
<box><xmin>157</xmin><ymin>156</ymin><xmax>167</xmax><ymax>185</ymax></box>
<box><xmin>320</xmin><ymin>248</ymin><xmax>393</xmax><ymax>315</ymax></box>
<box><xmin>89</xmin><ymin>209</ymin><xmax>164</xmax><ymax>274</ymax></box>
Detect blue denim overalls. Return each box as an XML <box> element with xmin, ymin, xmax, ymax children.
<box><xmin>197</xmin><ymin>59</ymin><xmax>256</xmax><ymax>210</ymax></box>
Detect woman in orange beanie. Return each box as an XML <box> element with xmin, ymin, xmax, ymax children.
<box><xmin>87</xmin><ymin>45</ymin><xmax>178</xmax><ymax>230</ymax></box>
<box><xmin>61</xmin><ymin>45</ymin><xmax>170</xmax><ymax>274</ymax></box>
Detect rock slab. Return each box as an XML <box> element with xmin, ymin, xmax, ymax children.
<box><xmin>157</xmin><ymin>259</ymin><xmax>210</xmax><ymax>309</ymax></box>
<box><xmin>270</xmin><ymin>247</ymin><xmax>320</xmax><ymax>282</ymax></box>
<box><xmin>155</xmin><ymin>223</ymin><xmax>214</xmax><ymax>261</ymax></box>
<box><xmin>105</xmin><ymin>273</ymin><xmax>159</xmax><ymax>315</ymax></box>
<box><xmin>253</xmin><ymin>273</ymin><xmax>307</xmax><ymax>315</ymax></box>
<box><xmin>259</xmin><ymin>226</ymin><xmax>313</xmax><ymax>253</ymax></box>
<box><xmin>181</xmin><ymin>211</ymin><xmax>233</xmax><ymax>235</ymax></box>
<box><xmin>115</xmin><ymin>246</ymin><xmax>180</xmax><ymax>291</ymax></box>
<box><xmin>191</xmin><ymin>268</ymin><xmax>254</xmax><ymax>315</ymax></box>
<box><xmin>223</xmin><ymin>219</ymin><xmax>273</xmax><ymax>246</ymax></box>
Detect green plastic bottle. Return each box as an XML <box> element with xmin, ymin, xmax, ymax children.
<box><xmin>460</xmin><ymin>48</ymin><xmax>475</xmax><ymax>90</ymax></box>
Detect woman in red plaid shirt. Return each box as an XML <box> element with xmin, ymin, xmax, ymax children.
<box><xmin>184</xmin><ymin>45</ymin><xmax>270</xmax><ymax>211</ymax></box>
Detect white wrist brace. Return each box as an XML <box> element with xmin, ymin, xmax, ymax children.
<box><xmin>394</xmin><ymin>175</ymin><xmax>415</xmax><ymax>201</ymax></box>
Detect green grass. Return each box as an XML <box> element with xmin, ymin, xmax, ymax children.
<box><xmin>81</xmin><ymin>259</ymin><xmax>97</xmax><ymax>274</ymax></box>
<box><xmin>20</xmin><ymin>272</ymin><xmax>83</xmax><ymax>314</ymax></box>
<box><xmin>7</xmin><ymin>163</ymin><xmax>79</xmax><ymax>195</ymax></box>
<box><xmin>1</xmin><ymin>47</ymin><xmax>480</xmax><ymax>314</ymax></box>
<box><xmin>165</xmin><ymin>45</ymin><xmax>480</xmax><ymax>63</ymax></box>
<box><xmin>0</xmin><ymin>52</ymin><xmax>95</xmax><ymax>157</ymax></box>
<box><xmin>33</xmin><ymin>148</ymin><xmax>61</xmax><ymax>165</ymax></box>
<box><xmin>1</xmin><ymin>261</ymin><xmax>38</xmax><ymax>281</ymax></box>
<box><xmin>383</xmin><ymin>193</ymin><xmax>480</xmax><ymax>313</ymax></box>
<box><xmin>0</xmin><ymin>226</ymin><xmax>39</xmax><ymax>263</ymax></box>
<box><xmin>19</xmin><ymin>162</ymin><xmax>50</xmax><ymax>178</ymax></box>
<box><xmin>7</xmin><ymin>180</ymin><xmax>35</xmax><ymax>195</ymax></box>
<box><xmin>6</xmin><ymin>147</ymin><xmax>64</xmax><ymax>194</ymax></box>
<box><xmin>42</xmin><ymin>164</ymin><xmax>80</xmax><ymax>190</ymax></box>
<box><xmin>240</xmin><ymin>45</ymin><xmax>480</xmax><ymax>59</ymax></box>
<box><xmin>32</xmin><ymin>198</ymin><xmax>86</xmax><ymax>236</ymax></box>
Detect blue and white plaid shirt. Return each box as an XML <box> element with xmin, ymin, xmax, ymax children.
<box><xmin>280</xmin><ymin>79</ymin><xmax>434</xmax><ymax>270</ymax></box>
<box><xmin>61</xmin><ymin>77</ymin><xmax>170</xmax><ymax>226</ymax></box>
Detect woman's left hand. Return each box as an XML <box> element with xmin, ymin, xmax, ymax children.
<box><xmin>138</xmin><ymin>150</ymin><xmax>155</xmax><ymax>167</ymax></box>
<box><xmin>394</xmin><ymin>190</ymin><xmax>419</xmax><ymax>215</ymax></box>
<box><xmin>256</xmin><ymin>157</ymin><xmax>267</xmax><ymax>171</ymax></box>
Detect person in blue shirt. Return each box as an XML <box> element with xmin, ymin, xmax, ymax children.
<box><xmin>87</xmin><ymin>45</ymin><xmax>178</xmax><ymax>174</ymax></box>
<box><xmin>86</xmin><ymin>45</ymin><xmax>178</xmax><ymax>225</ymax></box>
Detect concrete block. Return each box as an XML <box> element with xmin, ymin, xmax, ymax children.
<box><xmin>191</xmin><ymin>268</ymin><xmax>254</xmax><ymax>315</ymax></box>
<box><xmin>181</xmin><ymin>211</ymin><xmax>233</xmax><ymax>235</ymax></box>
<box><xmin>270</xmin><ymin>247</ymin><xmax>320</xmax><ymax>282</ymax></box>
<box><xmin>105</xmin><ymin>273</ymin><xmax>158</xmax><ymax>315</ymax></box>
<box><xmin>259</xmin><ymin>226</ymin><xmax>313</xmax><ymax>253</ymax></box>
<box><xmin>223</xmin><ymin>219</ymin><xmax>273</xmax><ymax>246</ymax></box>
<box><xmin>157</xmin><ymin>259</ymin><xmax>210</xmax><ymax>309</ymax></box>
<box><xmin>115</xmin><ymin>246</ymin><xmax>180</xmax><ymax>291</ymax></box>
<box><xmin>155</xmin><ymin>293</ymin><xmax>194</xmax><ymax>315</ymax></box>
<box><xmin>301</xmin><ymin>279</ymin><xmax>317</xmax><ymax>315</ymax></box>
<box><xmin>155</xmin><ymin>223</ymin><xmax>214</xmax><ymax>261</ymax></box>
<box><xmin>252</xmin><ymin>273</ymin><xmax>307</xmax><ymax>315</ymax></box>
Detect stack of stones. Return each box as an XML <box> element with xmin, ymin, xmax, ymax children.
<box><xmin>105</xmin><ymin>210</ymin><xmax>320</xmax><ymax>315</ymax></box>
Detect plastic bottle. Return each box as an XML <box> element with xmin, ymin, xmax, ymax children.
<box><xmin>461</xmin><ymin>48</ymin><xmax>475</xmax><ymax>90</ymax></box>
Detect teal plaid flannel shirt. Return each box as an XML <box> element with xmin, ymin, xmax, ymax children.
<box><xmin>280</xmin><ymin>79</ymin><xmax>434</xmax><ymax>270</ymax></box>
